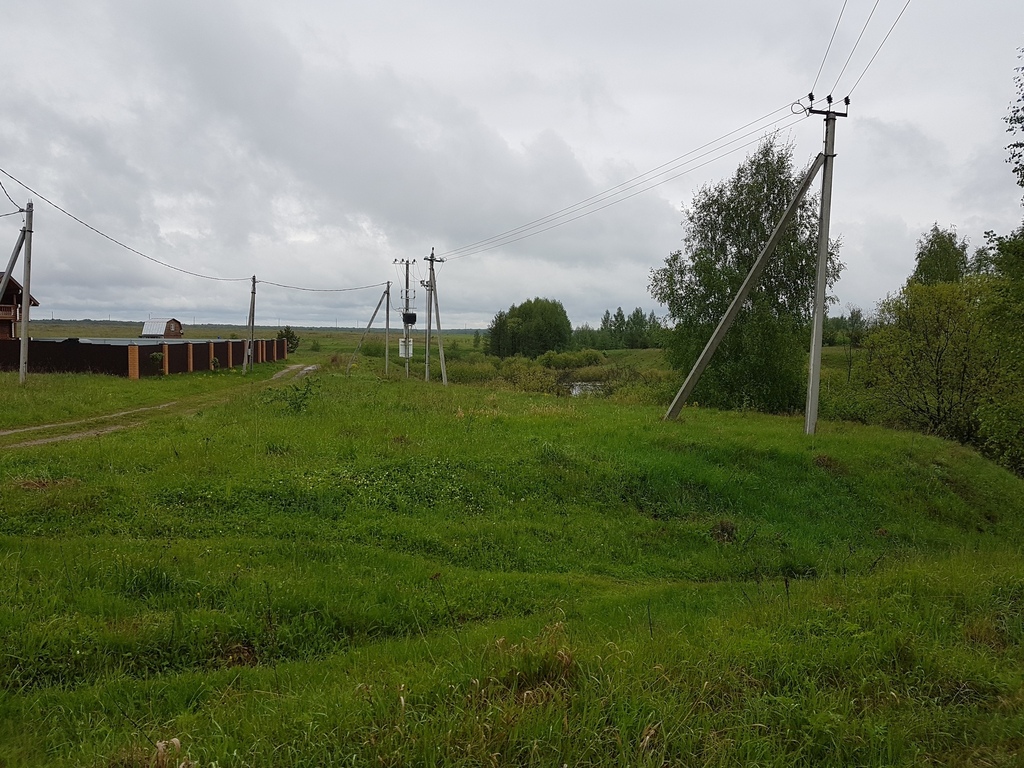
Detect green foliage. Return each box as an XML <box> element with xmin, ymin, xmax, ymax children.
<box><xmin>1007</xmin><ymin>47</ymin><xmax>1024</xmax><ymax>197</ymax></box>
<box><xmin>277</xmin><ymin>325</ymin><xmax>301</xmax><ymax>353</ymax></box>
<box><xmin>361</xmin><ymin>339</ymin><xmax>385</xmax><ymax>358</ymax></box>
<box><xmin>649</xmin><ymin>137</ymin><xmax>843</xmax><ymax>412</ymax></box>
<box><xmin>487</xmin><ymin>297</ymin><xmax>572</xmax><ymax>358</ymax></box>
<box><xmin>909</xmin><ymin>223</ymin><xmax>969</xmax><ymax>285</ymax></box>
<box><xmin>308</xmin><ymin>339</ymin><xmax>321</xmax><ymax>353</ymax></box>
<box><xmin>867</xmin><ymin>281</ymin><xmax>997</xmax><ymax>443</ymax></box>
<box><xmin>262</xmin><ymin>376</ymin><xmax>321</xmax><ymax>413</ymax></box>
<box><xmin>536</xmin><ymin>348</ymin><xmax>605</xmax><ymax>370</ymax></box>
<box><xmin>574</xmin><ymin>307</ymin><xmax>662</xmax><ymax>350</ymax></box>
<box><xmin>864</xmin><ymin>221</ymin><xmax>1024</xmax><ymax>472</ymax></box>
<box><xmin>497</xmin><ymin>356</ymin><xmax>558</xmax><ymax>392</ymax></box>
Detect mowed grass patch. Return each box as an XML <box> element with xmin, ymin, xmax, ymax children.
<box><xmin>1</xmin><ymin>371</ymin><xmax>1024</xmax><ymax>765</ymax></box>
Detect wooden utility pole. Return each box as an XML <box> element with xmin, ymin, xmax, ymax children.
<box><xmin>805</xmin><ymin>96</ymin><xmax>846</xmax><ymax>435</ymax></box>
<box><xmin>18</xmin><ymin>202</ymin><xmax>33</xmax><ymax>385</ymax></box>
<box><xmin>245</xmin><ymin>275</ymin><xmax>256</xmax><ymax>373</ymax></box>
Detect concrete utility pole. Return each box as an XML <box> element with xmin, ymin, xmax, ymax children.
<box><xmin>245</xmin><ymin>275</ymin><xmax>256</xmax><ymax>373</ymax></box>
<box><xmin>804</xmin><ymin>96</ymin><xmax>847</xmax><ymax>435</ymax></box>
<box><xmin>19</xmin><ymin>202</ymin><xmax>33</xmax><ymax>385</ymax></box>
<box><xmin>422</xmin><ymin>269</ymin><xmax>432</xmax><ymax>382</ymax></box>
<box><xmin>395</xmin><ymin>259</ymin><xmax>415</xmax><ymax>378</ymax></box>
<box><xmin>384</xmin><ymin>281</ymin><xmax>391</xmax><ymax>376</ymax></box>
<box><xmin>425</xmin><ymin>249</ymin><xmax>448</xmax><ymax>386</ymax></box>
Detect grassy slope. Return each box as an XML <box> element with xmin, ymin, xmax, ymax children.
<box><xmin>0</xmin><ymin>370</ymin><xmax>1022</xmax><ymax>766</ymax></box>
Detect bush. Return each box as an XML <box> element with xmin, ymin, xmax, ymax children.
<box><xmin>498</xmin><ymin>357</ymin><xmax>558</xmax><ymax>393</ymax></box>
<box><xmin>536</xmin><ymin>349</ymin><xmax>605</xmax><ymax>370</ymax></box>
<box><xmin>277</xmin><ymin>326</ymin><xmax>301</xmax><ymax>353</ymax></box>
<box><xmin>362</xmin><ymin>339</ymin><xmax>385</xmax><ymax>358</ymax></box>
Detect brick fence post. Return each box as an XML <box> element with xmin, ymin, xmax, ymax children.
<box><xmin>127</xmin><ymin>344</ymin><xmax>139</xmax><ymax>380</ymax></box>
<box><xmin>162</xmin><ymin>343</ymin><xmax>169</xmax><ymax>376</ymax></box>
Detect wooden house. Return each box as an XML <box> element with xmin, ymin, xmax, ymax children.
<box><xmin>0</xmin><ymin>272</ymin><xmax>39</xmax><ymax>340</ymax></box>
<box><xmin>140</xmin><ymin>318</ymin><xmax>184</xmax><ymax>339</ymax></box>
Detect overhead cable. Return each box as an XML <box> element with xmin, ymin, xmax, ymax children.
<box><xmin>811</xmin><ymin>0</ymin><xmax>849</xmax><ymax>95</ymax></box>
<box><xmin>846</xmin><ymin>0</ymin><xmax>913</xmax><ymax>97</ymax></box>
<box><xmin>829</xmin><ymin>0</ymin><xmax>881</xmax><ymax>95</ymax></box>
<box><xmin>439</xmin><ymin>103</ymin><xmax>796</xmax><ymax>259</ymax></box>
<box><xmin>0</xmin><ymin>178</ymin><xmax>22</xmax><ymax>211</ymax></box>
<box><xmin>444</xmin><ymin>109</ymin><xmax>810</xmax><ymax>261</ymax></box>
<box><xmin>259</xmin><ymin>279</ymin><xmax>387</xmax><ymax>293</ymax></box>
<box><xmin>0</xmin><ymin>165</ymin><xmax>382</xmax><ymax>294</ymax></box>
<box><xmin>0</xmin><ymin>166</ymin><xmax>250</xmax><ymax>283</ymax></box>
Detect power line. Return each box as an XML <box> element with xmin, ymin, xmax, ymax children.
<box><xmin>0</xmin><ymin>165</ymin><xmax>383</xmax><ymax>294</ymax></box>
<box><xmin>0</xmin><ymin>166</ymin><xmax>250</xmax><ymax>283</ymax></box>
<box><xmin>0</xmin><ymin>178</ymin><xmax>22</xmax><ymax>211</ymax></box>
<box><xmin>811</xmin><ymin>0</ymin><xmax>849</xmax><ymax>95</ymax></box>
<box><xmin>846</xmin><ymin>0</ymin><xmax>913</xmax><ymax>97</ymax></box>
<box><xmin>444</xmin><ymin>110</ymin><xmax>810</xmax><ymax>261</ymax></box>
<box><xmin>829</xmin><ymin>0</ymin><xmax>881</xmax><ymax>95</ymax></box>
<box><xmin>439</xmin><ymin>103</ymin><xmax>797</xmax><ymax>259</ymax></box>
<box><xmin>1</xmin><ymin>210</ymin><xmax>24</xmax><ymax>219</ymax></box>
<box><xmin>259</xmin><ymin>279</ymin><xmax>388</xmax><ymax>293</ymax></box>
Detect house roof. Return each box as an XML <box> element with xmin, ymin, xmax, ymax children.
<box><xmin>141</xmin><ymin>318</ymin><xmax>180</xmax><ymax>336</ymax></box>
<box><xmin>0</xmin><ymin>272</ymin><xmax>40</xmax><ymax>307</ymax></box>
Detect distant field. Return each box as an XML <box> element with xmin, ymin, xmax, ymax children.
<box><xmin>1</xmin><ymin>362</ymin><xmax>1022</xmax><ymax>766</ymax></box>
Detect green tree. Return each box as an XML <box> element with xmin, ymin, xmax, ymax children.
<box><xmin>649</xmin><ymin>137</ymin><xmax>842</xmax><ymax>412</ymax></box>
<box><xmin>277</xmin><ymin>325</ymin><xmax>301</xmax><ymax>353</ymax></box>
<box><xmin>909</xmin><ymin>224</ymin><xmax>969</xmax><ymax>285</ymax></box>
<box><xmin>867</xmin><ymin>281</ymin><xmax>1000</xmax><ymax>444</ymax></box>
<box><xmin>487</xmin><ymin>298</ymin><xmax>572</xmax><ymax>359</ymax></box>
<box><xmin>1007</xmin><ymin>48</ymin><xmax>1024</xmax><ymax>197</ymax></box>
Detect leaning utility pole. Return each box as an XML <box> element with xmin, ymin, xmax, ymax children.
<box><xmin>663</xmin><ymin>154</ymin><xmax>825</xmax><ymax>420</ymax></box>
<box><xmin>245</xmin><ymin>275</ymin><xmax>256</xmax><ymax>373</ymax></box>
<box><xmin>804</xmin><ymin>95</ymin><xmax>847</xmax><ymax>435</ymax></box>
<box><xmin>347</xmin><ymin>284</ymin><xmax>390</xmax><ymax>375</ymax></box>
<box><xmin>0</xmin><ymin>211</ymin><xmax>28</xmax><ymax>314</ymax></box>
<box><xmin>19</xmin><ymin>202</ymin><xmax>34</xmax><ymax>385</ymax></box>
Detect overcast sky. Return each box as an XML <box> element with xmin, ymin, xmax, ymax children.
<box><xmin>1</xmin><ymin>1</ymin><xmax>1021</xmax><ymax>330</ymax></box>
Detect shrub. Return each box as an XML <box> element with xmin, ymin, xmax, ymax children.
<box><xmin>277</xmin><ymin>326</ymin><xmax>301</xmax><ymax>353</ymax></box>
<box><xmin>362</xmin><ymin>339</ymin><xmax>385</xmax><ymax>358</ymax></box>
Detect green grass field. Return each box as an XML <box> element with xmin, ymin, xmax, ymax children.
<box><xmin>1</xmin><ymin>348</ymin><xmax>1023</xmax><ymax>766</ymax></box>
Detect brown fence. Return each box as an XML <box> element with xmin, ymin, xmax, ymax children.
<box><xmin>0</xmin><ymin>338</ymin><xmax>287</xmax><ymax>379</ymax></box>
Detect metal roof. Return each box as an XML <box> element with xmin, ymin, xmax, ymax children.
<box><xmin>141</xmin><ymin>318</ymin><xmax>177</xmax><ymax>337</ymax></box>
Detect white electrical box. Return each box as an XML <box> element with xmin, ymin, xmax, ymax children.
<box><xmin>399</xmin><ymin>338</ymin><xmax>413</xmax><ymax>359</ymax></box>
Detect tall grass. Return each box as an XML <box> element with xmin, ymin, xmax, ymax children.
<box><xmin>1</xmin><ymin>369</ymin><xmax>1023</xmax><ymax>765</ymax></box>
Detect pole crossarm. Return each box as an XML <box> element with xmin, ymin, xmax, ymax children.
<box><xmin>663</xmin><ymin>152</ymin><xmax>826</xmax><ymax>421</ymax></box>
